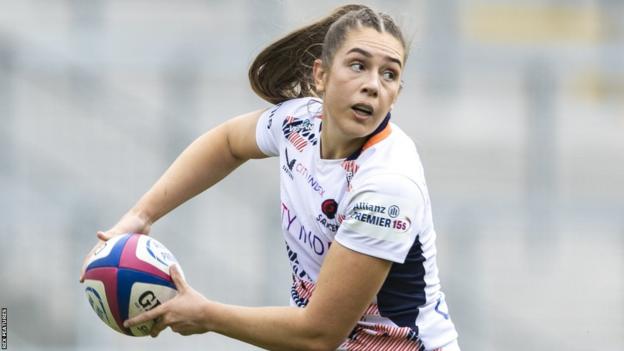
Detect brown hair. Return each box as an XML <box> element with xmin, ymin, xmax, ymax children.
<box><xmin>249</xmin><ymin>4</ymin><xmax>407</xmax><ymax>105</ymax></box>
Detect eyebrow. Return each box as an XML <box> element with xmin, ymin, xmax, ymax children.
<box><xmin>346</xmin><ymin>47</ymin><xmax>403</xmax><ymax>68</ymax></box>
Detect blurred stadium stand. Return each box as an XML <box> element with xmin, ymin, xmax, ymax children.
<box><xmin>0</xmin><ymin>1</ymin><xmax>622</xmax><ymax>350</ymax></box>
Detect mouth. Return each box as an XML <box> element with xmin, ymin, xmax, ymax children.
<box><xmin>351</xmin><ymin>103</ymin><xmax>374</xmax><ymax>118</ymax></box>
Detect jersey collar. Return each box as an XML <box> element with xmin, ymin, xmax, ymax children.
<box><xmin>346</xmin><ymin>112</ymin><xmax>392</xmax><ymax>161</ymax></box>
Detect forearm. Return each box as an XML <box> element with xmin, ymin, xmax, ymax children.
<box><xmin>132</xmin><ymin>122</ymin><xmax>246</xmax><ymax>224</ymax></box>
<box><xmin>206</xmin><ymin>302</ymin><xmax>341</xmax><ymax>351</ymax></box>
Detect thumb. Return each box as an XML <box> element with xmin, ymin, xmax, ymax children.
<box><xmin>169</xmin><ymin>264</ymin><xmax>187</xmax><ymax>292</ymax></box>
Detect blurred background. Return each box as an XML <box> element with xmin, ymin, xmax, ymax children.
<box><xmin>0</xmin><ymin>0</ymin><xmax>622</xmax><ymax>350</ymax></box>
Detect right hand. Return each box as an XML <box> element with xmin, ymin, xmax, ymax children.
<box><xmin>79</xmin><ymin>210</ymin><xmax>153</xmax><ymax>282</ymax></box>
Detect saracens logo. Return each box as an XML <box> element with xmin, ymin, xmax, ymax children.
<box><xmin>321</xmin><ymin>199</ymin><xmax>338</xmax><ymax>219</ymax></box>
<box><xmin>317</xmin><ymin>199</ymin><xmax>339</xmax><ymax>232</ymax></box>
<box><xmin>282</xmin><ymin>116</ymin><xmax>318</xmax><ymax>152</ymax></box>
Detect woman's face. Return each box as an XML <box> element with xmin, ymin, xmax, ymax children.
<box><xmin>314</xmin><ymin>27</ymin><xmax>404</xmax><ymax>143</ymax></box>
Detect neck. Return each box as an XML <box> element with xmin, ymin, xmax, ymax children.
<box><xmin>319</xmin><ymin>117</ymin><xmax>366</xmax><ymax>159</ymax></box>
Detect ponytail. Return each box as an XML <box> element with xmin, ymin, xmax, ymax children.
<box><xmin>248</xmin><ymin>4</ymin><xmax>406</xmax><ymax>105</ymax></box>
<box><xmin>248</xmin><ymin>4</ymin><xmax>366</xmax><ymax>105</ymax></box>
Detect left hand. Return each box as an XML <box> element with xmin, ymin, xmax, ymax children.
<box><xmin>123</xmin><ymin>264</ymin><xmax>210</xmax><ymax>337</ymax></box>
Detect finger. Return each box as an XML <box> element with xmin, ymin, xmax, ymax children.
<box><xmin>96</xmin><ymin>231</ymin><xmax>111</xmax><ymax>241</ymax></box>
<box><xmin>124</xmin><ymin>304</ymin><xmax>166</xmax><ymax>328</ymax></box>
<box><xmin>149</xmin><ymin>316</ymin><xmax>168</xmax><ymax>338</ymax></box>
<box><xmin>169</xmin><ymin>264</ymin><xmax>187</xmax><ymax>292</ymax></box>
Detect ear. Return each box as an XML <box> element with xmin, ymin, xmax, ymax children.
<box><xmin>312</xmin><ymin>59</ymin><xmax>327</xmax><ymax>94</ymax></box>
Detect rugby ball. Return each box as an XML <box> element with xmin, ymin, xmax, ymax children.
<box><xmin>83</xmin><ymin>233</ymin><xmax>181</xmax><ymax>336</ymax></box>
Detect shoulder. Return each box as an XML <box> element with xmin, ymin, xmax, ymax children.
<box><xmin>265</xmin><ymin>97</ymin><xmax>323</xmax><ymax>120</ymax></box>
<box><xmin>337</xmin><ymin>172</ymin><xmax>426</xmax><ymax>263</ymax></box>
<box><xmin>256</xmin><ymin>97</ymin><xmax>323</xmax><ymax>156</ymax></box>
<box><xmin>354</xmin><ymin>123</ymin><xmax>427</xmax><ymax>188</ymax></box>
<box><xmin>349</xmin><ymin>172</ymin><xmax>425</xmax><ymax>207</ymax></box>
<box><xmin>259</xmin><ymin>97</ymin><xmax>322</xmax><ymax>133</ymax></box>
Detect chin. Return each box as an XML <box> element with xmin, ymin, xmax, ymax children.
<box><xmin>343</xmin><ymin>121</ymin><xmax>376</xmax><ymax>140</ymax></box>
<box><xmin>353</xmin><ymin>115</ymin><xmax>383</xmax><ymax>133</ymax></box>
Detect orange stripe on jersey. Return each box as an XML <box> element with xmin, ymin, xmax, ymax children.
<box><xmin>362</xmin><ymin>123</ymin><xmax>392</xmax><ymax>151</ymax></box>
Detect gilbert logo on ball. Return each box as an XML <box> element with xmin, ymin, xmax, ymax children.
<box><xmin>83</xmin><ymin>233</ymin><xmax>183</xmax><ymax>336</ymax></box>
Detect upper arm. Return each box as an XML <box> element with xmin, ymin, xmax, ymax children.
<box><xmin>302</xmin><ymin>242</ymin><xmax>392</xmax><ymax>349</ymax></box>
<box><xmin>227</xmin><ymin>97</ymin><xmax>322</xmax><ymax>161</ymax></box>
<box><xmin>336</xmin><ymin>174</ymin><xmax>424</xmax><ymax>264</ymax></box>
<box><xmin>223</xmin><ymin>108</ymin><xmax>270</xmax><ymax>161</ymax></box>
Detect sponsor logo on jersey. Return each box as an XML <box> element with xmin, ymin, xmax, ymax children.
<box><xmin>266</xmin><ymin>103</ymin><xmax>283</xmax><ymax>129</ymax></box>
<box><xmin>388</xmin><ymin>205</ymin><xmax>400</xmax><ymax>218</ymax></box>
<box><xmin>282</xmin><ymin>148</ymin><xmax>296</xmax><ymax>180</ymax></box>
<box><xmin>348</xmin><ymin>210</ymin><xmax>411</xmax><ymax>233</ymax></box>
<box><xmin>351</xmin><ymin>210</ymin><xmax>392</xmax><ymax>228</ymax></box>
<box><xmin>282</xmin><ymin>116</ymin><xmax>318</xmax><ymax>151</ymax></box>
<box><xmin>343</xmin><ymin>194</ymin><xmax>412</xmax><ymax>241</ymax></box>
<box><xmin>341</xmin><ymin>160</ymin><xmax>359</xmax><ymax>191</ymax></box>
<box><xmin>354</xmin><ymin>202</ymin><xmax>386</xmax><ymax>214</ymax></box>
<box><xmin>294</xmin><ymin>163</ymin><xmax>326</xmax><ymax>196</ymax></box>
<box><xmin>435</xmin><ymin>296</ymin><xmax>450</xmax><ymax>320</ymax></box>
<box><xmin>282</xmin><ymin>202</ymin><xmax>330</xmax><ymax>256</ymax></box>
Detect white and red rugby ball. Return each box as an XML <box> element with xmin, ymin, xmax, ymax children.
<box><xmin>83</xmin><ymin>233</ymin><xmax>182</xmax><ymax>336</ymax></box>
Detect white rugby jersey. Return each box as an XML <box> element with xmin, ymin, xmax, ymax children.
<box><xmin>255</xmin><ymin>97</ymin><xmax>458</xmax><ymax>351</ymax></box>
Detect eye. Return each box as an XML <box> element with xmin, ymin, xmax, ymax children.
<box><xmin>350</xmin><ymin>62</ymin><xmax>364</xmax><ymax>72</ymax></box>
<box><xmin>383</xmin><ymin>70</ymin><xmax>397</xmax><ymax>81</ymax></box>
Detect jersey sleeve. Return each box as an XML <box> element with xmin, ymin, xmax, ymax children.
<box><xmin>335</xmin><ymin>174</ymin><xmax>426</xmax><ymax>263</ymax></box>
<box><xmin>255</xmin><ymin>97</ymin><xmax>322</xmax><ymax>157</ymax></box>
<box><xmin>255</xmin><ymin>102</ymin><xmax>285</xmax><ymax>157</ymax></box>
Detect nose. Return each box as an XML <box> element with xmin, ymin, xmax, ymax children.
<box><xmin>361</xmin><ymin>71</ymin><xmax>379</xmax><ymax>97</ymax></box>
